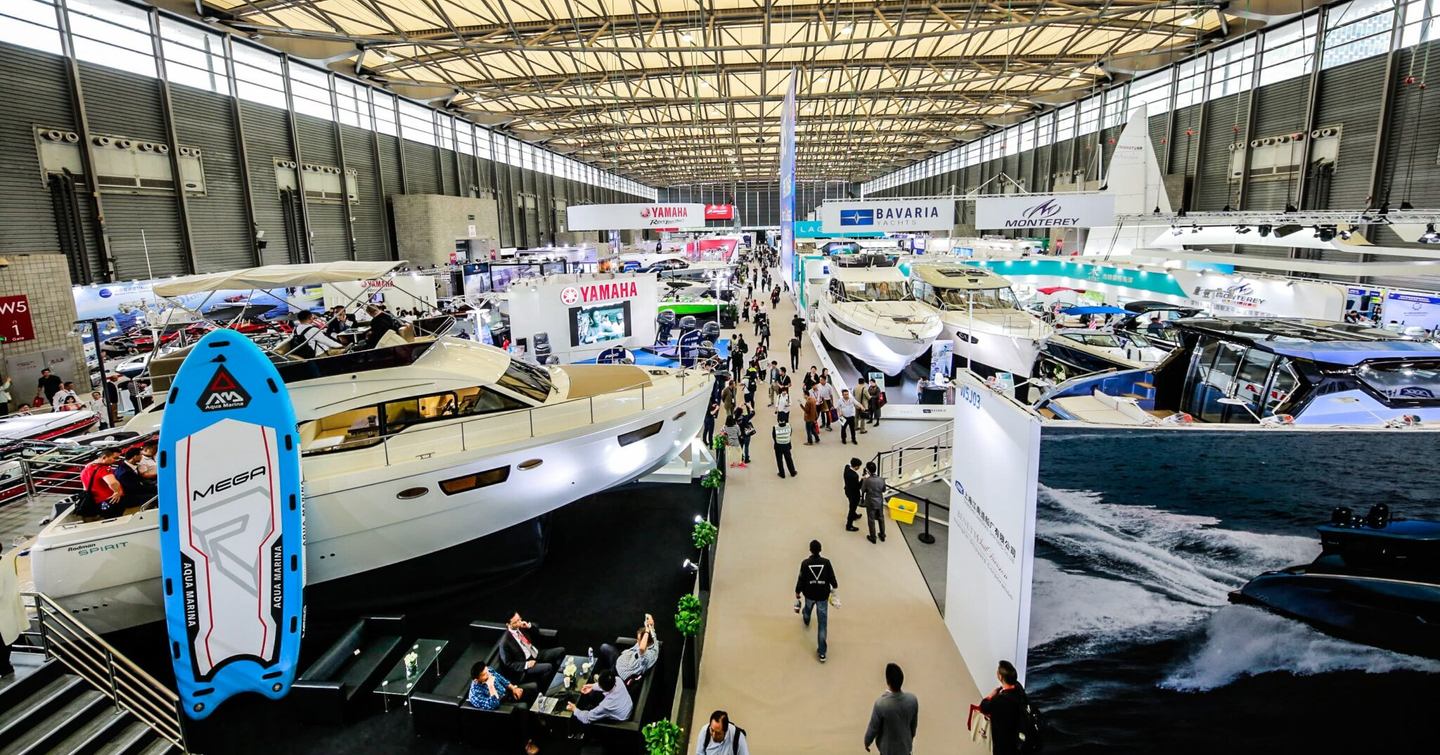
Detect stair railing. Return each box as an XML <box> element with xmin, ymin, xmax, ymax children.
<box><xmin>22</xmin><ymin>591</ymin><xmax>187</xmax><ymax>752</ymax></box>
<box><xmin>872</xmin><ymin>421</ymin><xmax>953</xmax><ymax>488</ymax></box>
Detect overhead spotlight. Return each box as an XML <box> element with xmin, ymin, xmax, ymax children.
<box><xmin>680</xmin><ymin>31</ymin><xmax>694</xmax><ymax>43</ymax></box>
<box><xmin>1401</xmin><ymin>201</ymin><xmax>1414</xmax><ymax>210</ymax></box>
<box><xmin>1222</xmin><ymin>204</ymin><xmax>1234</xmax><ymax>212</ymax></box>
<box><xmin>1420</xmin><ymin>224</ymin><xmax>1440</xmax><ymax>244</ymax></box>
<box><xmin>1275</xmin><ymin>224</ymin><xmax>1304</xmax><ymax>237</ymax></box>
<box><xmin>1235</xmin><ymin>225</ymin><xmax>1251</xmax><ymax>234</ymax></box>
<box><xmin>1180</xmin><ymin>13</ymin><xmax>1199</xmax><ymax>27</ymax></box>
<box><xmin>1258</xmin><ymin>224</ymin><xmax>1273</xmax><ymax>237</ymax></box>
<box><xmin>1069</xmin><ymin>68</ymin><xmax>1082</xmax><ymax>79</ymax></box>
<box><xmin>1284</xmin><ymin>203</ymin><xmax>1299</xmax><ymax>213</ymax></box>
<box><xmin>1316</xmin><ymin>226</ymin><xmax>1336</xmax><ymax>242</ymax></box>
<box><xmin>1338</xmin><ymin>229</ymin><xmax>1353</xmax><ymax>240</ymax></box>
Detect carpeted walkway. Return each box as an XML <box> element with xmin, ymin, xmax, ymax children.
<box><xmin>691</xmin><ymin>263</ymin><xmax>985</xmax><ymax>755</ymax></box>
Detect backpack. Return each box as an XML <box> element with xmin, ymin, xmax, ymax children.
<box><xmin>728</xmin><ymin>723</ymin><xmax>747</xmax><ymax>754</ymax></box>
<box><xmin>1018</xmin><ymin>695</ymin><xmax>1045</xmax><ymax>753</ymax></box>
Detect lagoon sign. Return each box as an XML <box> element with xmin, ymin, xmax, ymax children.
<box><xmin>976</xmin><ymin>193</ymin><xmax>1116</xmax><ymax>230</ymax></box>
<box><xmin>820</xmin><ymin>198</ymin><xmax>955</xmax><ymax>233</ymax></box>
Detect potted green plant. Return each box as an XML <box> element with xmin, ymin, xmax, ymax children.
<box><xmin>674</xmin><ymin>593</ymin><xmax>703</xmax><ymax>637</ymax></box>
<box><xmin>700</xmin><ymin>468</ymin><xmax>723</xmax><ymax>489</ymax></box>
<box><xmin>692</xmin><ymin>519</ymin><xmax>718</xmax><ymax>549</ymax></box>
<box><xmin>642</xmin><ymin>719</ymin><xmax>683</xmax><ymax>755</ymax></box>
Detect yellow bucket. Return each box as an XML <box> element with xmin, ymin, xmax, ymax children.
<box><xmin>887</xmin><ymin>497</ymin><xmax>918</xmax><ymax>525</ymax></box>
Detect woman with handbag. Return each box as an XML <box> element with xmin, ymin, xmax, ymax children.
<box><xmin>733</xmin><ymin>401</ymin><xmax>756</xmax><ymax>466</ymax></box>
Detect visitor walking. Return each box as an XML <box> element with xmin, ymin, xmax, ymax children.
<box><xmin>979</xmin><ymin>660</ymin><xmax>1029</xmax><ymax>755</ymax></box>
<box><xmin>868</xmin><ymin>379</ymin><xmax>884</xmax><ymax>426</ymax></box>
<box><xmin>794</xmin><ymin>539</ymin><xmax>838</xmax><ymax>662</ymax></box>
<box><xmin>862</xmin><ymin>462</ymin><xmax>887</xmax><ymax>544</ymax></box>
<box><xmin>733</xmin><ymin>401</ymin><xmax>755</xmax><ymax>466</ymax></box>
<box><xmin>802</xmin><ymin>392</ymin><xmax>821</xmax><ymax>445</ymax></box>
<box><xmin>863</xmin><ymin>663</ymin><xmax>919</xmax><ymax>755</ymax></box>
<box><xmin>772</xmin><ymin>417</ymin><xmax>798</xmax><ymax>478</ymax></box>
<box><xmin>789</xmin><ymin>335</ymin><xmax>802</xmax><ymax>370</ymax></box>
<box><xmin>854</xmin><ymin>381</ymin><xmax>870</xmax><ymax>434</ymax></box>
<box><xmin>836</xmin><ymin>388</ymin><xmax>858</xmax><ymax>444</ymax></box>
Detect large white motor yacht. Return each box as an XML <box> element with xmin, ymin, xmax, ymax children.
<box><xmin>910</xmin><ymin>263</ymin><xmax>1052</xmax><ymax>377</ymax></box>
<box><xmin>814</xmin><ymin>263</ymin><xmax>942</xmax><ymax>376</ymax></box>
<box><xmin>28</xmin><ymin>263</ymin><xmax>711</xmax><ymax>633</ymax></box>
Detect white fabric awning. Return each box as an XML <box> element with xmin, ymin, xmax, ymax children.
<box><xmin>153</xmin><ymin>261</ymin><xmax>404</xmax><ymax>297</ymax></box>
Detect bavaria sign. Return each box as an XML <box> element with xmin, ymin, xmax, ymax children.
<box><xmin>975</xmin><ymin>194</ymin><xmax>1116</xmax><ymax>230</ymax></box>
<box><xmin>819</xmin><ymin>199</ymin><xmax>955</xmax><ymax>233</ymax></box>
<box><xmin>566</xmin><ymin>203</ymin><xmax>706</xmax><ymax>230</ymax></box>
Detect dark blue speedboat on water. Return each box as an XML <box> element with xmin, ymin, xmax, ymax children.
<box><xmin>1229</xmin><ymin>504</ymin><xmax>1440</xmax><ymax>659</ymax></box>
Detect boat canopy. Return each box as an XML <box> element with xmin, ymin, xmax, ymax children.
<box><xmin>153</xmin><ymin>261</ymin><xmax>404</xmax><ymax>297</ymax></box>
<box><xmin>1123</xmin><ymin>300</ymin><xmax>1201</xmax><ymax>315</ymax></box>
<box><xmin>910</xmin><ymin>263</ymin><xmax>1013</xmax><ymax>290</ymax></box>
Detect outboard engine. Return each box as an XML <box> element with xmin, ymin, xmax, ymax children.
<box><xmin>679</xmin><ymin>315</ymin><xmax>698</xmax><ymax>331</ymax></box>
<box><xmin>700</xmin><ymin>321</ymin><xmax>721</xmax><ymax>343</ymax></box>
<box><xmin>1330</xmin><ymin>506</ymin><xmax>1354</xmax><ymax>527</ymax></box>
<box><xmin>656</xmin><ymin>310</ymin><xmax>676</xmax><ymax>344</ymax></box>
<box><xmin>1365</xmin><ymin>503</ymin><xmax>1391</xmax><ymax>529</ymax></box>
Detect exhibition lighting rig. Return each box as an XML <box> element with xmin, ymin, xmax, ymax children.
<box><xmin>1116</xmin><ymin>208</ymin><xmax>1440</xmax><ymax>228</ymax></box>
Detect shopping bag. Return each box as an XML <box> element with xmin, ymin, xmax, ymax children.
<box><xmin>968</xmin><ymin>704</ymin><xmax>991</xmax><ymax>743</ymax></box>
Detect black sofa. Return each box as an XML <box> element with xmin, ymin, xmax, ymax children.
<box><xmin>580</xmin><ymin>635</ymin><xmax>659</xmax><ymax>751</ymax></box>
<box><xmin>411</xmin><ymin>621</ymin><xmax>527</xmax><ymax>746</ymax></box>
<box><xmin>290</xmin><ymin>614</ymin><xmax>409</xmax><ymax>723</ymax></box>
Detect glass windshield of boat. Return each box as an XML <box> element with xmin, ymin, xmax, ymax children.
<box><xmin>499</xmin><ymin>359</ymin><xmax>554</xmax><ymax>403</ymax></box>
<box><xmin>1182</xmin><ymin>336</ymin><xmax>1300</xmax><ymax>422</ymax></box>
<box><xmin>936</xmin><ymin>286</ymin><xmax>1018</xmax><ymax>311</ymax></box>
<box><xmin>1357</xmin><ymin>362</ymin><xmax>1440</xmax><ymax>402</ymax></box>
<box><xmin>837</xmin><ymin>280</ymin><xmax>910</xmax><ymax>302</ymax></box>
<box><xmin>302</xmin><ymin>385</ymin><xmax>529</xmax><ymax>453</ymax></box>
<box><xmin>1061</xmin><ymin>333</ymin><xmax>1122</xmax><ymax>348</ymax></box>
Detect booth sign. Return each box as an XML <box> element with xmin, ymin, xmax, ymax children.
<box><xmin>820</xmin><ymin>198</ymin><xmax>955</xmax><ymax>233</ymax></box>
<box><xmin>561</xmin><ymin>281</ymin><xmax>638</xmax><ymax>305</ymax></box>
<box><xmin>975</xmin><ymin>194</ymin><xmax>1116</xmax><ymax>230</ymax></box>
<box><xmin>0</xmin><ymin>295</ymin><xmax>35</xmax><ymax>344</ymax></box>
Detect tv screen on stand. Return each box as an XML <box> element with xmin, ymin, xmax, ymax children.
<box><xmin>570</xmin><ymin>301</ymin><xmax>632</xmax><ymax>346</ymax></box>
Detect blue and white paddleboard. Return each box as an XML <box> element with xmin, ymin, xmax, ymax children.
<box><xmin>157</xmin><ymin>329</ymin><xmax>304</xmax><ymax>719</ymax></box>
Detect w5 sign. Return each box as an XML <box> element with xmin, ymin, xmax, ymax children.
<box><xmin>975</xmin><ymin>194</ymin><xmax>1115</xmax><ymax>230</ymax></box>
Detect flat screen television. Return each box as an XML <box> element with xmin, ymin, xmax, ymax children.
<box><xmin>570</xmin><ymin>301</ymin><xmax>632</xmax><ymax>346</ymax></box>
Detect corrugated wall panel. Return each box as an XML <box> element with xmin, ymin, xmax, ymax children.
<box><xmin>439</xmin><ymin>147</ymin><xmax>458</xmax><ymax>196</ymax></box>
<box><xmin>1315</xmin><ymin>56</ymin><xmax>1386</xmax><ymax>209</ymax></box>
<box><xmin>403</xmin><ymin>141</ymin><xmax>439</xmax><ymax>194</ymax></box>
<box><xmin>340</xmin><ymin>125</ymin><xmax>387</xmax><ymax>261</ymax></box>
<box><xmin>170</xmin><ymin>84</ymin><xmax>252</xmax><ymax>271</ymax></box>
<box><xmin>1169</xmin><ymin>105</ymin><xmax>1202</xmax><ymax>177</ymax></box>
<box><xmin>294</xmin><ymin>115</ymin><xmax>347</xmax><ymax>262</ymax></box>
<box><xmin>79</xmin><ymin>63</ymin><xmax>184</xmax><ymax>276</ymax></box>
<box><xmin>1197</xmin><ymin>94</ymin><xmax>1243</xmax><ymax>211</ymax></box>
<box><xmin>1149</xmin><ymin>114</ymin><xmax>1169</xmax><ymax>164</ymax></box>
<box><xmin>239</xmin><ymin>102</ymin><xmax>294</xmax><ymax>265</ymax></box>
<box><xmin>0</xmin><ymin>44</ymin><xmax>74</xmax><ymax>260</ymax></box>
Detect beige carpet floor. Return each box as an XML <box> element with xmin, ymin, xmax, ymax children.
<box><xmin>691</xmin><ymin>266</ymin><xmax>986</xmax><ymax>754</ymax></box>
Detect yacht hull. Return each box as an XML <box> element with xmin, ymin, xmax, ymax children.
<box><xmin>940</xmin><ymin>318</ymin><xmax>1046</xmax><ymax>377</ymax></box>
<box><xmin>817</xmin><ymin>306</ymin><xmax>938</xmax><ymax>376</ymax></box>
<box><xmin>1229</xmin><ymin>568</ymin><xmax>1440</xmax><ymax>660</ymax></box>
<box><xmin>29</xmin><ymin>387</ymin><xmax>708</xmax><ymax>634</ymax></box>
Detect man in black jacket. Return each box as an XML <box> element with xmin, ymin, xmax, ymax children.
<box><xmin>362</xmin><ymin>304</ymin><xmax>401</xmax><ymax>349</ymax></box>
<box><xmin>979</xmin><ymin>660</ymin><xmax>1028</xmax><ymax>755</ymax></box>
<box><xmin>498</xmin><ymin>611</ymin><xmax>567</xmax><ymax>686</ymax></box>
<box><xmin>843</xmin><ymin>458</ymin><xmax>864</xmax><ymax>532</ymax></box>
<box><xmin>793</xmin><ymin>540</ymin><xmax>838</xmax><ymax>662</ymax></box>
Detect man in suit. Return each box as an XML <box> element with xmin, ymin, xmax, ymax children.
<box><xmin>498</xmin><ymin>611</ymin><xmax>567</xmax><ymax>686</ymax></box>
<box><xmin>843</xmin><ymin>458</ymin><xmax>864</xmax><ymax>532</ymax></box>
<box><xmin>864</xmin><ymin>663</ymin><xmax>919</xmax><ymax>755</ymax></box>
<box><xmin>363</xmin><ymin>304</ymin><xmax>401</xmax><ymax>349</ymax></box>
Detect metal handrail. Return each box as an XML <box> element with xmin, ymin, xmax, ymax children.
<box><xmin>22</xmin><ymin>591</ymin><xmax>186</xmax><ymax>751</ymax></box>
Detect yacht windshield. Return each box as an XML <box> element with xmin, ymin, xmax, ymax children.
<box><xmin>1357</xmin><ymin>361</ymin><xmax>1440</xmax><ymax>402</ymax></box>
<box><xmin>498</xmin><ymin>359</ymin><xmax>554</xmax><ymax>403</ymax></box>
<box><xmin>842</xmin><ymin>281</ymin><xmax>910</xmax><ymax>302</ymax></box>
<box><xmin>934</xmin><ymin>286</ymin><xmax>1018</xmax><ymax>311</ymax></box>
<box><xmin>1062</xmin><ymin>333</ymin><xmax>1122</xmax><ymax>348</ymax></box>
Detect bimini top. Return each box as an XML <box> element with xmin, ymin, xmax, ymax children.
<box><xmin>1177</xmin><ymin>317</ymin><xmax>1440</xmax><ymax>366</ymax></box>
<box><xmin>1123</xmin><ymin>300</ymin><xmax>1202</xmax><ymax>315</ymax></box>
<box><xmin>831</xmin><ymin>265</ymin><xmax>908</xmax><ymax>283</ymax></box>
<box><xmin>153</xmin><ymin>261</ymin><xmax>405</xmax><ymax>297</ymax></box>
<box><xmin>910</xmin><ymin>263</ymin><xmax>1014</xmax><ymax>290</ymax></box>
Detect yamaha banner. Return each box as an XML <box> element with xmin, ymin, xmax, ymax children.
<box><xmin>819</xmin><ymin>198</ymin><xmax>955</xmax><ymax>233</ymax></box>
<box><xmin>975</xmin><ymin>193</ymin><xmax>1115</xmax><ymax>230</ymax></box>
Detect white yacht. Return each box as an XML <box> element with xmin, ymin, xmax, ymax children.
<box><xmin>814</xmin><ymin>263</ymin><xmax>942</xmax><ymax>376</ymax></box>
<box><xmin>910</xmin><ymin>264</ymin><xmax>1052</xmax><ymax>377</ymax></box>
<box><xmin>27</xmin><ymin>262</ymin><xmax>711</xmax><ymax>633</ymax></box>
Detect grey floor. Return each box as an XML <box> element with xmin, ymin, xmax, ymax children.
<box><xmin>0</xmin><ymin>494</ymin><xmax>60</xmax><ymax>550</ymax></box>
<box><xmin>896</xmin><ymin>479</ymin><xmax>950</xmax><ymax>615</ymax></box>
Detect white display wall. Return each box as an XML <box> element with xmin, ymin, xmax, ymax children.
<box><xmin>505</xmin><ymin>272</ymin><xmax>660</xmax><ymax>362</ymax></box>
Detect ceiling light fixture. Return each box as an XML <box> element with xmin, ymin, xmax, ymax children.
<box><xmin>1069</xmin><ymin>69</ymin><xmax>1082</xmax><ymax>79</ymax></box>
<box><xmin>840</xmin><ymin>24</ymin><xmax>854</xmax><ymax>36</ymax></box>
<box><xmin>1180</xmin><ymin>13</ymin><xmax>1199</xmax><ymax>27</ymax></box>
<box><xmin>681</xmin><ymin>32</ymin><xmax>694</xmax><ymax>43</ymax></box>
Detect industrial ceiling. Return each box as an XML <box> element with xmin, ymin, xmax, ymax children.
<box><xmin>193</xmin><ymin>1</ymin><xmax>1251</xmax><ymax>186</ymax></box>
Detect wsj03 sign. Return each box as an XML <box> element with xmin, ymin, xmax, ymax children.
<box><xmin>819</xmin><ymin>199</ymin><xmax>956</xmax><ymax>233</ymax></box>
<box><xmin>975</xmin><ymin>194</ymin><xmax>1116</xmax><ymax>230</ymax></box>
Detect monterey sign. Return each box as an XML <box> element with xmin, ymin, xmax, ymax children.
<box><xmin>975</xmin><ymin>194</ymin><xmax>1116</xmax><ymax>230</ymax></box>
<box><xmin>820</xmin><ymin>198</ymin><xmax>955</xmax><ymax>233</ymax></box>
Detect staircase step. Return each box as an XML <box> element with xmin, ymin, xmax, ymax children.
<box><xmin>92</xmin><ymin>720</ymin><xmax>156</xmax><ymax>755</ymax></box>
<box><xmin>0</xmin><ymin>674</ymin><xmax>86</xmax><ymax>743</ymax></box>
<box><xmin>1</xmin><ymin>687</ymin><xmax>106</xmax><ymax>755</ymax></box>
<box><xmin>16</xmin><ymin>693</ymin><xmax>120</xmax><ymax>755</ymax></box>
<box><xmin>47</xmin><ymin>706</ymin><xmax>136</xmax><ymax>755</ymax></box>
<box><xmin>134</xmin><ymin>737</ymin><xmax>177</xmax><ymax>755</ymax></box>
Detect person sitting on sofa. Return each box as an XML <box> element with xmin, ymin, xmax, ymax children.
<box><xmin>595</xmin><ymin>613</ymin><xmax>660</xmax><ymax>683</ymax></box>
<box><xmin>499</xmin><ymin>611</ymin><xmax>567</xmax><ymax>686</ymax></box>
<box><xmin>566</xmin><ymin>669</ymin><xmax>632</xmax><ymax>724</ymax></box>
<box><xmin>467</xmin><ymin>661</ymin><xmax>536</xmax><ymax>711</ymax></box>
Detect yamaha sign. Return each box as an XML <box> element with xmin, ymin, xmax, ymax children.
<box><xmin>566</xmin><ymin>203</ymin><xmax>706</xmax><ymax>230</ymax></box>
<box><xmin>975</xmin><ymin>193</ymin><xmax>1116</xmax><ymax>230</ymax></box>
<box><xmin>820</xmin><ymin>198</ymin><xmax>955</xmax><ymax>233</ymax></box>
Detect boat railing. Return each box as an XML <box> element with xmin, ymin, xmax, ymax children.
<box><xmin>305</xmin><ymin>366</ymin><xmax>707</xmax><ymax>471</ymax></box>
<box><xmin>21</xmin><ymin>591</ymin><xmax>188</xmax><ymax>752</ymax></box>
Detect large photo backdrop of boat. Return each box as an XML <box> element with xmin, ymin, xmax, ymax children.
<box><xmin>1028</xmin><ymin>427</ymin><xmax>1440</xmax><ymax>754</ymax></box>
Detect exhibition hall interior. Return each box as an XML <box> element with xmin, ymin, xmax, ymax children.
<box><xmin>3</xmin><ymin>1</ymin><xmax>1440</xmax><ymax>753</ymax></box>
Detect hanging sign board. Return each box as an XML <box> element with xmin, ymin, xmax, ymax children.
<box><xmin>0</xmin><ymin>295</ymin><xmax>35</xmax><ymax>345</ymax></box>
<box><xmin>976</xmin><ymin>194</ymin><xmax>1116</xmax><ymax>230</ymax></box>
<box><xmin>820</xmin><ymin>198</ymin><xmax>955</xmax><ymax>233</ymax></box>
<box><xmin>567</xmin><ymin>203</ymin><xmax>707</xmax><ymax>230</ymax></box>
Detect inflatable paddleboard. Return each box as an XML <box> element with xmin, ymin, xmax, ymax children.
<box><xmin>157</xmin><ymin>329</ymin><xmax>304</xmax><ymax>719</ymax></box>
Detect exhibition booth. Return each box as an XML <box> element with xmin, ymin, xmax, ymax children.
<box><xmin>503</xmin><ymin>272</ymin><xmax>661</xmax><ymax>363</ymax></box>
<box><xmin>944</xmin><ymin>370</ymin><xmax>1440</xmax><ymax>752</ymax></box>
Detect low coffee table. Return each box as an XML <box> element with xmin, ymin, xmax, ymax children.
<box><xmin>375</xmin><ymin>639</ymin><xmax>447</xmax><ymax>712</ymax></box>
<box><xmin>532</xmin><ymin>654</ymin><xmax>597</xmax><ymax>719</ymax></box>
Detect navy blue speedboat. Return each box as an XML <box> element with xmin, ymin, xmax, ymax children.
<box><xmin>1229</xmin><ymin>504</ymin><xmax>1440</xmax><ymax>659</ymax></box>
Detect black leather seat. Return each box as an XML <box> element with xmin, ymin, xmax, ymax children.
<box><xmin>290</xmin><ymin>615</ymin><xmax>408</xmax><ymax>723</ymax></box>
